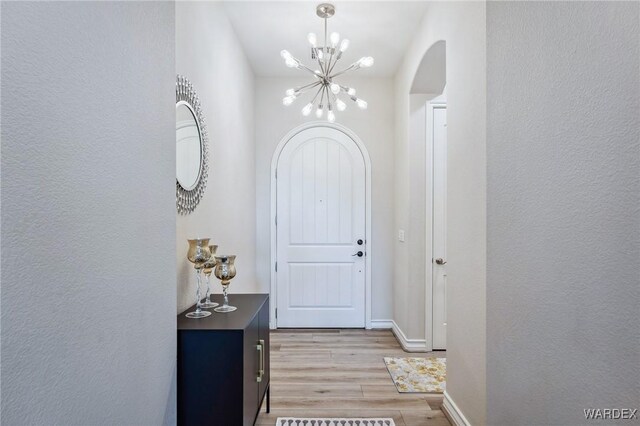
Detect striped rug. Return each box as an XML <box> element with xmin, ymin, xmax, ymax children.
<box><xmin>276</xmin><ymin>419</ymin><xmax>395</xmax><ymax>426</ymax></box>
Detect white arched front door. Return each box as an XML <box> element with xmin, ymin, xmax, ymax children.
<box><xmin>275</xmin><ymin>126</ymin><xmax>366</xmax><ymax>328</ymax></box>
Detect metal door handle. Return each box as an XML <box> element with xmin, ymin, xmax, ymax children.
<box><xmin>352</xmin><ymin>251</ymin><xmax>364</xmax><ymax>257</ymax></box>
<box><xmin>435</xmin><ymin>258</ymin><xmax>446</xmax><ymax>265</ymax></box>
<box><xmin>256</xmin><ymin>339</ymin><xmax>265</xmax><ymax>382</ymax></box>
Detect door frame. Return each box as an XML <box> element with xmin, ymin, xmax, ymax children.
<box><xmin>425</xmin><ymin>98</ymin><xmax>447</xmax><ymax>350</ymax></box>
<box><xmin>270</xmin><ymin>122</ymin><xmax>372</xmax><ymax>330</ymax></box>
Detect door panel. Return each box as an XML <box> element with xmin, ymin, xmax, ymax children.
<box><xmin>432</xmin><ymin>106</ymin><xmax>447</xmax><ymax>350</ymax></box>
<box><xmin>277</xmin><ymin>127</ymin><xmax>365</xmax><ymax>328</ymax></box>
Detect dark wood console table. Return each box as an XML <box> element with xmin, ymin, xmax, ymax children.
<box><xmin>177</xmin><ymin>294</ymin><xmax>270</xmax><ymax>426</ymax></box>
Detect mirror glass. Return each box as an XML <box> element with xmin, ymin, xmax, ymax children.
<box><xmin>176</xmin><ymin>102</ymin><xmax>202</xmax><ymax>190</ymax></box>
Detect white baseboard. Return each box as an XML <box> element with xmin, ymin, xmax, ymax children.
<box><xmin>370</xmin><ymin>319</ymin><xmax>394</xmax><ymax>329</ymax></box>
<box><xmin>391</xmin><ymin>321</ymin><xmax>428</xmax><ymax>352</ymax></box>
<box><xmin>442</xmin><ymin>391</ymin><xmax>471</xmax><ymax>426</ymax></box>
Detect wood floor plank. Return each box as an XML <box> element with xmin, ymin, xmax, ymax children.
<box><xmin>338</xmin><ymin>329</ymin><xmax>395</xmax><ymax>336</ymax></box>
<box><xmin>268</xmin><ymin>383</ymin><xmax>363</xmax><ymax>398</ymax></box>
<box><xmin>361</xmin><ymin>384</ymin><xmax>405</xmax><ymax>397</ymax></box>
<box><xmin>401</xmin><ymin>409</ymin><xmax>450</xmax><ymax>426</ymax></box>
<box><xmin>279</xmin><ymin>343</ymin><xmax>403</xmax><ymax>352</ymax></box>
<box><xmin>311</xmin><ymin>334</ymin><xmax>399</xmax><ymax>343</ymax></box>
<box><xmin>361</xmin><ymin>386</ymin><xmax>445</xmax><ymax>406</ymax></box>
<box><xmin>269</xmin><ymin>396</ymin><xmax>432</xmax><ymax>410</ymax></box>
<box><xmin>270</xmin><ymin>375</ymin><xmax>393</xmax><ymax>385</ymax></box>
<box><xmin>270</xmin><ymin>351</ymin><xmax>332</xmax><ymax>361</ymax></box>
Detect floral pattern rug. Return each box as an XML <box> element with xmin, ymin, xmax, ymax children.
<box><xmin>383</xmin><ymin>357</ymin><xmax>446</xmax><ymax>393</ymax></box>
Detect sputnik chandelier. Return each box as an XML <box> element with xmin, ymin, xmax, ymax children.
<box><xmin>280</xmin><ymin>3</ymin><xmax>374</xmax><ymax>122</ymax></box>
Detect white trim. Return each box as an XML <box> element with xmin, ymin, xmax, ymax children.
<box><xmin>390</xmin><ymin>321</ymin><xmax>428</xmax><ymax>352</ymax></box>
<box><xmin>370</xmin><ymin>319</ymin><xmax>394</xmax><ymax>329</ymax></box>
<box><xmin>442</xmin><ymin>391</ymin><xmax>471</xmax><ymax>426</ymax></box>
<box><xmin>269</xmin><ymin>121</ymin><xmax>373</xmax><ymax>330</ymax></box>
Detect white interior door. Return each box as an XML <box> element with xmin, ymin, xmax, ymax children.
<box><xmin>432</xmin><ymin>105</ymin><xmax>447</xmax><ymax>349</ymax></box>
<box><xmin>276</xmin><ymin>127</ymin><xmax>366</xmax><ymax>328</ymax></box>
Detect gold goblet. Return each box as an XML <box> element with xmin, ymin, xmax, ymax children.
<box><xmin>201</xmin><ymin>244</ymin><xmax>219</xmax><ymax>309</ymax></box>
<box><xmin>213</xmin><ymin>255</ymin><xmax>237</xmax><ymax>313</ymax></box>
<box><xmin>185</xmin><ymin>238</ymin><xmax>212</xmax><ymax>319</ymax></box>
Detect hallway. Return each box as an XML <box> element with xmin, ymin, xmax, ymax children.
<box><xmin>257</xmin><ymin>329</ymin><xmax>449</xmax><ymax>426</ymax></box>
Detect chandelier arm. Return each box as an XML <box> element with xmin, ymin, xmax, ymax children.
<box><xmin>316</xmin><ymin>54</ymin><xmax>326</xmax><ymax>75</ymax></box>
<box><xmin>296</xmin><ymin>81</ymin><xmax>322</xmax><ymax>95</ymax></box>
<box><xmin>326</xmin><ymin>36</ymin><xmax>336</xmax><ymax>74</ymax></box>
<box><xmin>319</xmin><ymin>85</ymin><xmax>326</xmax><ymax>107</ymax></box>
<box><xmin>299</xmin><ymin>80</ymin><xmax>321</xmax><ymax>90</ymax></box>
<box><xmin>329</xmin><ymin>64</ymin><xmax>356</xmax><ymax>79</ymax></box>
<box><xmin>324</xmin><ymin>85</ymin><xmax>331</xmax><ymax>107</ymax></box>
<box><xmin>327</xmin><ymin>51</ymin><xmax>335</xmax><ymax>74</ymax></box>
<box><xmin>297</xmin><ymin>80</ymin><xmax>322</xmax><ymax>91</ymax></box>
<box><xmin>298</xmin><ymin>62</ymin><xmax>323</xmax><ymax>78</ymax></box>
<box><xmin>327</xmin><ymin>53</ymin><xmax>341</xmax><ymax>75</ymax></box>
<box><xmin>310</xmin><ymin>86</ymin><xmax>324</xmax><ymax>105</ymax></box>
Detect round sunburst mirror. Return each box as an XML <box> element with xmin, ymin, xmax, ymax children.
<box><xmin>176</xmin><ymin>75</ymin><xmax>208</xmax><ymax>214</ymax></box>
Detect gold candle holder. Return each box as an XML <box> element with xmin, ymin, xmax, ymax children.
<box><xmin>213</xmin><ymin>255</ymin><xmax>237</xmax><ymax>313</ymax></box>
<box><xmin>185</xmin><ymin>238</ymin><xmax>212</xmax><ymax>319</ymax></box>
<box><xmin>200</xmin><ymin>245</ymin><xmax>219</xmax><ymax>309</ymax></box>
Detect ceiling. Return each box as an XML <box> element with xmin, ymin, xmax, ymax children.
<box><xmin>223</xmin><ymin>1</ymin><xmax>430</xmax><ymax>77</ymax></box>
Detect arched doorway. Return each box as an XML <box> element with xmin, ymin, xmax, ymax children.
<box><xmin>269</xmin><ymin>123</ymin><xmax>372</xmax><ymax>328</ymax></box>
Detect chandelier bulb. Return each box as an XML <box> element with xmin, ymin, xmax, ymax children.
<box><xmin>307</xmin><ymin>33</ymin><xmax>317</xmax><ymax>47</ymax></box>
<box><xmin>340</xmin><ymin>39</ymin><xmax>350</xmax><ymax>53</ymax></box>
<box><xmin>358</xmin><ymin>56</ymin><xmax>374</xmax><ymax>68</ymax></box>
<box><xmin>347</xmin><ymin>87</ymin><xmax>356</xmax><ymax>96</ymax></box>
<box><xmin>336</xmin><ymin>98</ymin><xmax>347</xmax><ymax>111</ymax></box>
<box><xmin>285</xmin><ymin>58</ymin><xmax>299</xmax><ymax>68</ymax></box>
<box><xmin>356</xmin><ymin>98</ymin><xmax>368</xmax><ymax>110</ymax></box>
<box><xmin>327</xmin><ymin>110</ymin><xmax>336</xmax><ymax>123</ymax></box>
<box><xmin>302</xmin><ymin>103</ymin><xmax>313</xmax><ymax>116</ymax></box>
<box><xmin>316</xmin><ymin>105</ymin><xmax>324</xmax><ymax>118</ymax></box>
<box><xmin>317</xmin><ymin>49</ymin><xmax>324</xmax><ymax>60</ymax></box>
<box><xmin>330</xmin><ymin>32</ymin><xmax>340</xmax><ymax>47</ymax></box>
<box><xmin>280</xmin><ymin>50</ymin><xmax>292</xmax><ymax>60</ymax></box>
<box><xmin>330</xmin><ymin>83</ymin><xmax>341</xmax><ymax>95</ymax></box>
<box><xmin>286</xmin><ymin>88</ymin><xmax>296</xmax><ymax>96</ymax></box>
<box><xmin>283</xmin><ymin>95</ymin><xmax>296</xmax><ymax>106</ymax></box>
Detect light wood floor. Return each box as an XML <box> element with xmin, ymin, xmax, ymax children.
<box><xmin>257</xmin><ymin>329</ymin><xmax>449</xmax><ymax>426</ymax></box>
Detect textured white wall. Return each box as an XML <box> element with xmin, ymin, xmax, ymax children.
<box><xmin>487</xmin><ymin>2</ymin><xmax>640</xmax><ymax>424</ymax></box>
<box><xmin>254</xmin><ymin>76</ymin><xmax>395</xmax><ymax>321</ymax></box>
<box><xmin>176</xmin><ymin>2</ymin><xmax>257</xmax><ymax>313</ymax></box>
<box><xmin>0</xmin><ymin>2</ymin><xmax>176</xmax><ymax>424</ymax></box>
<box><xmin>394</xmin><ymin>2</ymin><xmax>486</xmax><ymax>424</ymax></box>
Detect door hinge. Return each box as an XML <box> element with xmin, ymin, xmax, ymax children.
<box><xmin>275</xmin><ymin>308</ymin><xmax>278</xmax><ymax>319</ymax></box>
<box><xmin>275</xmin><ymin>215</ymin><xmax>277</xmax><ymax>226</ymax></box>
<box><xmin>275</xmin><ymin>169</ymin><xmax>278</xmax><ymax>179</ymax></box>
<box><xmin>275</xmin><ymin>261</ymin><xmax>278</xmax><ymax>272</ymax></box>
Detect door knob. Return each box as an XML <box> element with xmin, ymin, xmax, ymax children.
<box><xmin>352</xmin><ymin>251</ymin><xmax>364</xmax><ymax>257</ymax></box>
<box><xmin>357</xmin><ymin>239</ymin><xmax>364</xmax><ymax>245</ymax></box>
<box><xmin>435</xmin><ymin>258</ymin><xmax>446</xmax><ymax>265</ymax></box>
